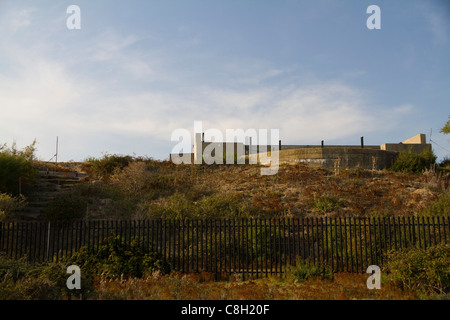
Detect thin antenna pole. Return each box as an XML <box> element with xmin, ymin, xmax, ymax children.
<box><xmin>55</xmin><ymin>136</ymin><xmax>58</xmax><ymax>167</ymax></box>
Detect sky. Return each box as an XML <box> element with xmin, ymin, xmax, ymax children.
<box><xmin>0</xmin><ymin>0</ymin><xmax>449</xmax><ymax>162</ymax></box>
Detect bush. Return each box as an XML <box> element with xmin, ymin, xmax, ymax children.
<box><xmin>417</xmin><ymin>192</ymin><xmax>450</xmax><ymax>217</ymax></box>
<box><xmin>196</xmin><ymin>193</ymin><xmax>252</xmax><ymax>218</ymax></box>
<box><xmin>110</xmin><ymin>161</ymin><xmax>153</xmax><ymax>194</ymax></box>
<box><xmin>44</xmin><ymin>193</ymin><xmax>88</xmax><ymax>222</ymax></box>
<box><xmin>287</xmin><ymin>258</ymin><xmax>333</xmax><ymax>283</ymax></box>
<box><xmin>0</xmin><ymin>193</ymin><xmax>27</xmax><ymax>221</ymax></box>
<box><xmin>386</xmin><ymin>243</ymin><xmax>450</xmax><ymax>298</ymax></box>
<box><xmin>69</xmin><ymin>235</ymin><xmax>171</xmax><ymax>279</ymax></box>
<box><xmin>147</xmin><ymin>192</ymin><xmax>252</xmax><ymax>219</ymax></box>
<box><xmin>313</xmin><ymin>195</ymin><xmax>345</xmax><ymax>214</ymax></box>
<box><xmin>438</xmin><ymin>157</ymin><xmax>450</xmax><ymax>173</ymax></box>
<box><xmin>84</xmin><ymin>154</ymin><xmax>134</xmax><ymax>179</ymax></box>
<box><xmin>390</xmin><ymin>149</ymin><xmax>437</xmax><ymax>174</ymax></box>
<box><xmin>0</xmin><ymin>141</ymin><xmax>37</xmax><ymax>195</ymax></box>
<box><xmin>0</xmin><ymin>253</ymin><xmax>93</xmax><ymax>300</ymax></box>
<box><xmin>44</xmin><ymin>183</ymin><xmax>129</xmax><ymax>222</ymax></box>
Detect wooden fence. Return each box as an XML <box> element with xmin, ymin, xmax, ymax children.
<box><xmin>0</xmin><ymin>217</ymin><xmax>449</xmax><ymax>279</ymax></box>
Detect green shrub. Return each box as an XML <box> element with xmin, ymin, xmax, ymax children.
<box><xmin>386</xmin><ymin>243</ymin><xmax>450</xmax><ymax>298</ymax></box>
<box><xmin>0</xmin><ymin>141</ymin><xmax>37</xmax><ymax>195</ymax></box>
<box><xmin>147</xmin><ymin>192</ymin><xmax>252</xmax><ymax>219</ymax></box>
<box><xmin>196</xmin><ymin>193</ymin><xmax>252</xmax><ymax>218</ymax></box>
<box><xmin>0</xmin><ymin>253</ymin><xmax>93</xmax><ymax>300</ymax></box>
<box><xmin>438</xmin><ymin>157</ymin><xmax>450</xmax><ymax>173</ymax></box>
<box><xmin>0</xmin><ymin>193</ymin><xmax>27</xmax><ymax>221</ymax></box>
<box><xmin>69</xmin><ymin>235</ymin><xmax>171</xmax><ymax>279</ymax></box>
<box><xmin>84</xmin><ymin>154</ymin><xmax>134</xmax><ymax>179</ymax></box>
<box><xmin>438</xmin><ymin>157</ymin><xmax>450</xmax><ymax>168</ymax></box>
<box><xmin>417</xmin><ymin>192</ymin><xmax>450</xmax><ymax>217</ymax></box>
<box><xmin>287</xmin><ymin>258</ymin><xmax>333</xmax><ymax>283</ymax></box>
<box><xmin>44</xmin><ymin>193</ymin><xmax>88</xmax><ymax>222</ymax></box>
<box><xmin>390</xmin><ymin>149</ymin><xmax>437</xmax><ymax>174</ymax></box>
<box><xmin>313</xmin><ymin>195</ymin><xmax>345</xmax><ymax>214</ymax></box>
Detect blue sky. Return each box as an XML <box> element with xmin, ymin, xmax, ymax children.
<box><xmin>0</xmin><ymin>0</ymin><xmax>449</xmax><ymax>161</ymax></box>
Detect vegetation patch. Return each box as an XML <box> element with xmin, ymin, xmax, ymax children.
<box><xmin>385</xmin><ymin>243</ymin><xmax>450</xmax><ymax>299</ymax></box>
<box><xmin>390</xmin><ymin>149</ymin><xmax>437</xmax><ymax>174</ymax></box>
<box><xmin>69</xmin><ymin>235</ymin><xmax>171</xmax><ymax>280</ymax></box>
<box><xmin>287</xmin><ymin>258</ymin><xmax>333</xmax><ymax>283</ymax></box>
<box><xmin>0</xmin><ymin>141</ymin><xmax>37</xmax><ymax>196</ymax></box>
<box><xmin>0</xmin><ymin>193</ymin><xmax>27</xmax><ymax>222</ymax></box>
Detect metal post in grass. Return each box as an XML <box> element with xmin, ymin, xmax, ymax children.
<box><xmin>437</xmin><ymin>216</ymin><xmax>442</xmax><ymax>244</ymax></box>
<box><xmin>442</xmin><ymin>217</ymin><xmax>450</xmax><ymax>244</ymax></box>
<box><xmin>46</xmin><ymin>221</ymin><xmax>51</xmax><ymax>261</ymax></box>
<box><xmin>432</xmin><ymin>217</ymin><xmax>437</xmax><ymax>246</ymax></box>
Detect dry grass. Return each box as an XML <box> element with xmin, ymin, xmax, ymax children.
<box><xmin>48</xmin><ymin>160</ymin><xmax>449</xmax><ymax>220</ymax></box>
<box><xmin>92</xmin><ymin>272</ymin><xmax>417</xmax><ymax>300</ymax></box>
<box><xmin>140</xmin><ymin>162</ymin><xmax>445</xmax><ymax>218</ymax></box>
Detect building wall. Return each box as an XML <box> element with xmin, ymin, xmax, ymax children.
<box><xmin>171</xmin><ymin>133</ymin><xmax>430</xmax><ymax>170</ymax></box>
<box><xmin>380</xmin><ymin>143</ymin><xmax>431</xmax><ymax>153</ymax></box>
<box><xmin>193</xmin><ymin>132</ymin><xmax>245</xmax><ymax>163</ymax></box>
<box><xmin>254</xmin><ymin>147</ymin><xmax>399</xmax><ymax>170</ymax></box>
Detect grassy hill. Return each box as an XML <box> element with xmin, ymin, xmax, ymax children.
<box><xmin>23</xmin><ymin>156</ymin><xmax>448</xmax><ymax>222</ymax></box>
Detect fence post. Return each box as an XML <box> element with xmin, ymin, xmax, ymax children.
<box><xmin>46</xmin><ymin>221</ymin><xmax>51</xmax><ymax>261</ymax></box>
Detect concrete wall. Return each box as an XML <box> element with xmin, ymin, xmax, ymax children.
<box><xmin>253</xmin><ymin>147</ymin><xmax>399</xmax><ymax>170</ymax></box>
<box><xmin>279</xmin><ymin>145</ymin><xmax>380</xmax><ymax>150</ymax></box>
<box><xmin>380</xmin><ymin>143</ymin><xmax>431</xmax><ymax>153</ymax></box>
<box><xmin>170</xmin><ymin>133</ymin><xmax>430</xmax><ymax>169</ymax></box>
<box><xmin>402</xmin><ymin>133</ymin><xmax>427</xmax><ymax>144</ymax></box>
<box><xmin>193</xmin><ymin>133</ymin><xmax>245</xmax><ymax>163</ymax></box>
<box><xmin>380</xmin><ymin>133</ymin><xmax>431</xmax><ymax>153</ymax></box>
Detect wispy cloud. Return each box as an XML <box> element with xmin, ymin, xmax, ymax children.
<box><xmin>427</xmin><ymin>13</ymin><xmax>447</xmax><ymax>45</ymax></box>
<box><xmin>0</xmin><ymin>3</ymin><xmax>421</xmax><ymax>161</ymax></box>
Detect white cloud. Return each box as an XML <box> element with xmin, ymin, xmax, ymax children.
<box><xmin>6</xmin><ymin>7</ymin><xmax>36</xmax><ymax>34</ymax></box>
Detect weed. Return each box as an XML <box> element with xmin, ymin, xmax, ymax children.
<box><xmin>287</xmin><ymin>258</ymin><xmax>333</xmax><ymax>283</ymax></box>
<box><xmin>313</xmin><ymin>195</ymin><xmax>345</xmax><ymax>214</ymax></box>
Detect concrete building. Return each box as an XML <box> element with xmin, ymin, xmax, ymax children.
<box><xmin>252</xmin><ymin>133</ymin><xmax>432</xmax><ymax>170</ymax></box>
<box><xmin>170</xmin><ymin>133</ymin><xmax>432</xmax><ymax>170</ymax></box>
